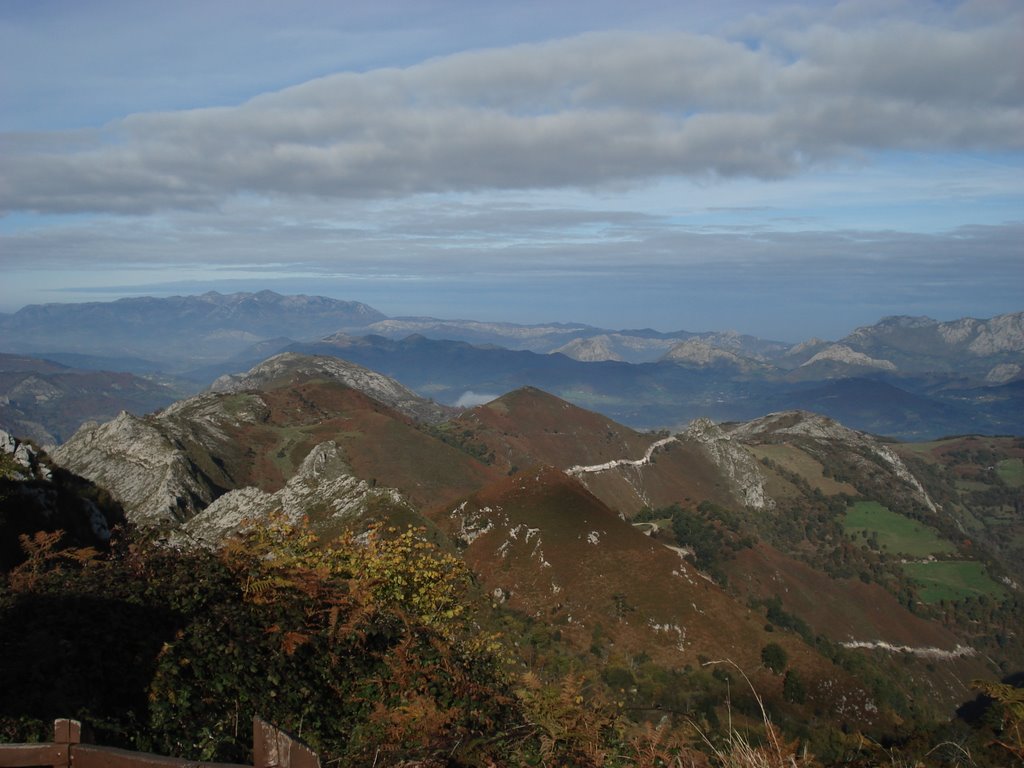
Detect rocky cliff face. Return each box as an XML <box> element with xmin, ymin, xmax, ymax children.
<box><xmin>51</xmin><ymin>411</ymin><xmax>222</xmax><ymax>526</ymax></box>
<box><xmin>1</xmin><ymin>428</ymin><xmax>51</xmax><ymax>482</ymax></box>
<box><xmin>965</xmin><ymin>312</ymin><xmax>1024</xmax><ymax>355</ymax></box>
<box><xmin>684</xmin><ymin>418</ymin><xmax>774</xmax><ymax>510</ymax></box>
<box><xmin>181</xmin><ymin>441</ymin><xmax>410</xmax><ymax>544</ymax></box>
<box><xmin>1</xmin><ymin>428</ymin><xmax>122</xmax><ymax>569</ymax></box>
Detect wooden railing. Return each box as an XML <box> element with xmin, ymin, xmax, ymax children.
<box><xmin>0</xmin><ymin>717</ymin><xmax>320</xmax><ymax>768</ymax></box>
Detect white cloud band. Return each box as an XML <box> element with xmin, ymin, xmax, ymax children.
<box><xmin>2</xmin><ymin>16</ymin><xmax>1022</xmax><ymax>215</ymax></box>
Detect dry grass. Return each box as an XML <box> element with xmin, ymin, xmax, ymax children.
<box><xmin>694</xmin><ymin>661</ymin><xmax>818</xmax><ymax>768</ymax></box>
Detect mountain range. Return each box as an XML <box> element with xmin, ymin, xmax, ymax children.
<box><xmin>0</xmin><ymin>291</ymin><xmax>1022</xmax><ymax>445</ymax></box>
<box><xmin>29</xmin><ymin>352</ymin><xmax>1022</xmax><ymax>736</ymax></box>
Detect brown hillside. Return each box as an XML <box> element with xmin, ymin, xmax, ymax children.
<box><xmin>453</xmin><ymin>386</ymin><xmax>651</xmax><ymax>474</ymax></box>
<box><xmin>169</xmin><ymin>376</ymin><xmax>503</xmax><ymax>512</ymax></box>
<box><xmin>576</xmin><ymin>437</ymin><xmax>741</xmax><ymax>517</ymax></box>
<box><xmin>747</xmin><ymin>443</ymin><xmax>859</xmax><ymax>497</ymax></box>
<box><xmin>732</xmin><ymin>543</ymin><xmax>960</xmax><ymax>648</ymax></box>
<box><xmin>455</xmin><ymin>387</ymin><xmax>737</xmax><ymax>516</ymax></box>
<box><xmin>729</xmin><ymin>543</ymin><xmax>993</xmax><ymax>714</ymax></box>
<box><xmin>445</xmin><ymin>466</ymin><xmax>885</xmax><ymax>729</ymax></box>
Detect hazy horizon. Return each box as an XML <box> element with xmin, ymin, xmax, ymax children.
<box><xmin>2</xmin><ymin>286</ymin><xmax>1021</xmax><ymax>346</ymax></box>
<box><xmin>2</xmin><ymin>1</ymin><xmax>1022</xmax><ymax>341</ymax></box>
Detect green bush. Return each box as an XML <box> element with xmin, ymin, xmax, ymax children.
<box><xmin>0</xmin><ymin>518</ymin><xmax>520</xmax><ymax>766</ymax></box>
<box><xmin>761</xmin><ymin>642</ymin><xmax>789</xmax><ymax>674</ymax></box>
<box><xmin>783</xmin><ymin>670</ymin><xmax>806</xmax><ymax>704</ymax></box>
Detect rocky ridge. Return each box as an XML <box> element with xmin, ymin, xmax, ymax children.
<box><xmin>728</xmin><ymin>411</ymin><xmax>939</xmax><ymax>514</ymax></box>
<box><xmin>552</xmin><ymin>335</ymin><xmax>627</xmax><ymax>362</ymax></box>
<box><xmin>210</xmin><ymin>353</ymin><xmax>451</xmax><ymax>424</ymax></box>
<box><xmin>51</xmin><ymin>354</ymin><xmax>474</xmax><ymax>535</ymax></box>
<box><xmin>684</xmin><ymin>418</ymin><xmax>774</xmax><ymax>510</ymax></box>
<box><xmin>1</xmin><ymin>428</ymin><xmax>51</xmax><ymax>482</ymax></box>
<box><xmin>800</xmin><ymin>344</ymin><xmax>898</xmax><ymax>371</ymax></box>
<box><xmin>52</xmin><ymin>411</ymin><xmax>221</xmax><ymax>526</ymax></box>
<box><xmin>181</xmin><ymin>441</ymin><xmax>410</xmax><ymax>544</ymax></box>
<box><xmin>840</xmin><ymin>312</ymin><xmax>1024</xmax><ymax>370</ymax></box>
<box><xmin>662</xmin><ymin>339</ymin><xmax>769</xmax><ymax>372</ymax></box>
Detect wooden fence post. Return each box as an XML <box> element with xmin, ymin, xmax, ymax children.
<box><xmin>52</xmin><ymin>719</ymin><xmax>82</xmax><ymax>767</ymax></box>
<box><xmin>252</xmin><ymin>717</ymin><xmax>321</xmax><ymax>768</ymax></box>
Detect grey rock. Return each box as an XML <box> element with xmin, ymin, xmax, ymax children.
<box><xmin>53</xmin><ymin>411</ymin><xmax>219</xmax><ymax>526</ymax></box>
<box><xmin>684</xmin><ymin>418</ymin><xmax>774</xmax><ymax>510</ymax></box>
<box><xmin>180</xmin><ymin>441</ymin><xmax>410</xmax><ymax>545</ymax></box>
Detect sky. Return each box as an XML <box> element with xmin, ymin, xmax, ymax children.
<box><xmin>1</xmin><ymin>0</ymin><xmax>1022</xmax><ymax>342</ymax></box>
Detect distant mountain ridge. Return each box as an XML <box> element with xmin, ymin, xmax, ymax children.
<box><xmin>0</xmin><ymin>290</ymin><xmax>385</xmax><ymax>367</ymax></box>
<box><xmin>832</xmin><ymin>313</ymin><xmax>1024</xmax><ymax>376</ymax></box>
<box><xmin>0</xmin><ymin>352</ymin><xmax>180</xmax><ymax>446</ymax></box>
<box><xmin>0</xmin><ymin>291</ymin><xmax>1021</xmax><ymax>443</ymax></box>
<box><xmin>2</xmin><ymin>290</ymin><xmax>1019</xmax><ymax>373</ymax></box>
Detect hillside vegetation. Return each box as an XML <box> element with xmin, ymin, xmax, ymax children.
<box><xmin>3</xmin><ymin>354</ymin><xmax>1024</xmax><ymax>766</ymax></box>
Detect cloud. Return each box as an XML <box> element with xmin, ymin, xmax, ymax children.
<box><xmin>2</xmin><ymin>8</ymin><xmax>1021</xmax><ymax>215</ymax></box>
<box><xmin>4</xmin><ymin>188</ymin><xmax>1020</xmax><ymax>279</ymax></box>
<box><xmin>454</xmin><ymin>391</ymin><xmax>501</xmax><ymax>407</ymax></box>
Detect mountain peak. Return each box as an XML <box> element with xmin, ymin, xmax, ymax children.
<box><xmin>728</xmin><ymin>409</ymin><xmax>851</xmax><ymax>441</ymax></box>
<box><xmin>800</xmin><ymin>343</ymin><xmax>897</xmax><ymax>371</ymax></box>
<box><xmin>551</xmin><ymin>335</ymin><xmax>625</xmax><ymax>362</ymax></box>
<box><xmin>661</xmin><ymin>339</ymin><xmax>767</xmax><ymax>372</ymax></box>
<box><xmin>210</xmin><ymin>353</ymin><xmax>452</xmax><ymax>424</ymax></box>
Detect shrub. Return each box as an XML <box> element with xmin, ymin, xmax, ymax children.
<box><xmin>0</xmin><ymin>517</ymin><xmax>520</xmax><ymax>766</ymax></box>
<box><xmin>761</xmin><ymin>642</ymin><xmax>789</xmax><ymax>674</ymax></box>
<box><xmin>783</xmin><ymin>670</ymin><xmax>806</xmax><ymax>704</ymax></box>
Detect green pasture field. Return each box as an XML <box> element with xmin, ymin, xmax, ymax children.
<box><xmin>997</xmin><ymin>458</ymin><xmax>1024</xmax><ymax>488</ymax></box>
<box><xmin>904</xmin><ymin>560</ymin><xmax>1006</xmax><ymax>603</ymax></box>
<box><xmin>843</xmin><ymin>501</ymin><xmax>954</xmax><ymax>557</ymax></box>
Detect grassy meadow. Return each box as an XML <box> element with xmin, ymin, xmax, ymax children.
<box><xmin>904</xmin><ymin>560</ymin><xmax>1006</xmax><ymax>603</ymax></box>
<box><xmin>996</xmin><ymin>457</ymin><xmax>1024</xmax><ymax>487</ymax></box>
<box><xmin>843</xmin><ymin>501</ymin><xmax>954</xmax><ymax>558</ymax></box>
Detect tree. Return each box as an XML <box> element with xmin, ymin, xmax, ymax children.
<box><xmin>783</xmin><ymin>669</ymin><xmax>806</xmax><ymax>704</ymax></box>
<box><xmin>761</xmin><ymin>642</ymin><xmax>788</xmax><ymax>674</ymax></box>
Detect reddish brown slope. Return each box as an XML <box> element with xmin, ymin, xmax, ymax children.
<box><xmin>177</xmin><ymin>376</ymin><xmax>503</xmax><ymax>512</ymax></box>
<box><xmin>444</xmin><ymin>466</ymin><xmax>885</xmax><ymax>728</ymax></box>
<box><xmin>452</xmin><ymin>387</ymin><xmax>652</xmax><ymax>474</ymax></box>
<box><xmin>453</xmin><ymin>387</ymin><xmax>737</xmax><ymax>516</ymax></box>
<box><xmin>575</xmin><ymin>438</ymin><xmax>740</xmax><ymax>516</ymax></box>
<box><xmin>732</xmin><ymin>544</ymin><xmax>960</xmax><ymax>648</ymax></box>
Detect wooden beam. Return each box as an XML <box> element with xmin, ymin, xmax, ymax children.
<box><xmin>70</xmin><ymin>744</ymin><xmax>249</xmax><ymax>768</ymax></box>
<box><xmin>0</xmin><ymin>743</ymin><xmax>66</xmax><ymax>767</ymax></box>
